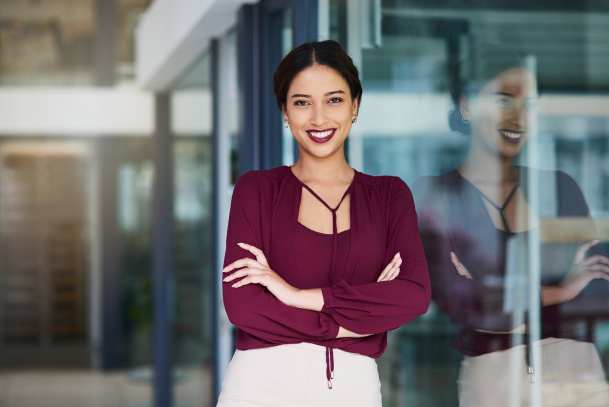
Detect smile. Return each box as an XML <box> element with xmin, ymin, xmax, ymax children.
<box><xmin>307</xmin><ymin>129</ymin><xmax>336</xmax><ymax>143</ymax></box>
<box><xmin>499</xmin><ymin>129</ymin><xmax>524</xmax><ymax>144</ymax></box>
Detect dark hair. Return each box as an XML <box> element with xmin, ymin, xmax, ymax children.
<box><xmin>448</xmin><ymin>45</ymin><xmax>533</xmax><ymax>135</ymax></box>
<box><xmin>273</xmin><ymin>40</ymin><xmax>362</xmax><ymax>112</ymax></box>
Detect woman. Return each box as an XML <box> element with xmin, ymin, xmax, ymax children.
<box><xmin>217</xmin><ymin>40</ymin><xmax>430</xmax><ymax>407</ymax></box>
<box><xmin>413</xmin><ymin>48</ymin><xmax>609</xmax><ymax>406</ymax></box>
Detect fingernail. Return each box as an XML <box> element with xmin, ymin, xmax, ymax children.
<box><xmin>223</xmin><ymin>277</ymin><xmax>228</xmax><ymax>282</ymax></box>
<box><xmin>232</xmin><ymin>284</ymin><xmax>237</xmax><ymax>288</ymax></box>
<box><xmin>450</xmin><ymin>252</ymin><xmax>455</xmax><ymax>256</ymax></box>
<box><xmin>237</xmin><ymin>243</ymin><xmax>244</xmax><ymax>246</ymax></box>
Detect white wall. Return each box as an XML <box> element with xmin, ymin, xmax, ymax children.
<box><xmin>136</xmin><ymin>0</ymin><xmax>258</xmax><ymax>92</ymax></box>
<box><xmin>0</xmin><ymin>88</ymin><xmax>154</xmax><ymax>136</ymax></box>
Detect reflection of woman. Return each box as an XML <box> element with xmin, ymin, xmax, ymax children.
<box><xmin>217</xmin><ymin>40</ymin><xmax>430</xmax><ymax>407</ymax></box>
<box><xmin>413</xmin><ymin>50</ymin><xmax>609</xmax><ymax>406</ymax></box>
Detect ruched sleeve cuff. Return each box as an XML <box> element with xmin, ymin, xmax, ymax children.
<box><xmin>321</xmin><ymin>286</ymin><xmax>335</xmax><ymax>312</ymax></box>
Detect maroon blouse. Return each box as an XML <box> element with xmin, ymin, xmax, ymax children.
<box><xmin>222</xmin><ymin>166</ymin><xmax>430</xmax><ymax>383</ymax></box>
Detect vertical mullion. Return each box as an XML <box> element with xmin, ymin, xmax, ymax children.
<box><xmin>292</xmin><ymin>0</ymin><xmax>319</xmax><ymax>162</ymax></box>
<box><xmin>260</xmin><ymin>7</ymin><xmax>284</xmax><ymax>170</ymax></box>
<box><xmin>152</xmin><ymin>94</ymin><xmax>173</xmax><ymax>407</ymax></box>
<box><xmin>99</xmin><ymin>139</ymin><xmax>121</xmax><ymax>370</ymax></box>
<box><xmin>210</xmin><ymin>37</ymin><xmax>223</xmax><ymax>405</ymax></box>
<box><xmin>95</xmin><ymin>0</ymin><xmax>116</xmax><ymax>86</ymax></box>
<box><xmin>238</xmin><ymin>5</ymin><xmax>261</xmax><ymax>175</ymax></box>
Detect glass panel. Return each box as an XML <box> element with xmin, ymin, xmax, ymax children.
<box><xmin>280</xmin><ymin>7</ymin><xmax>295</xmax><ymax>166</ymax></box>
<box><xmin>0</xmin><ymin>0</ymin><xmax>151</xmax><ymax>86</ymax></box>
<box><xmin>170</xmin><ymin>51</ymin><xmax>213</xmax><ymax>407</ymax></box>
<box><xmin>116</xmin><ymin>0</ymin><xmax>153</xmax><ymax>84</ymax></box>
<box><xmin>0</xmin><ymin>0</ymin><xmax>96</xmax><ymax>85</ymax></box>
<box><xmin>331</xmin><ymin>1</ymin><xmax>609</xmax><ymax>406</ymax></box>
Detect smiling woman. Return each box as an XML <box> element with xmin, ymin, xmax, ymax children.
<box><xmin>216</xmin><ymin>40</ymin><xmax>430</xmax><ymax>407</ymax></box>
<box><xmin>413</xmin><ymin>46</ymin><xmax>609</xmax><ymax>406</ymax></box>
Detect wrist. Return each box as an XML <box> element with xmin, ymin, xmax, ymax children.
<box><xmin>290</xmin><ymin>288</ymin><xmax>323</xmax><ymax>311</ymax></box>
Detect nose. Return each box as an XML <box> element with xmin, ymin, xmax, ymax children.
<box><xmin>508</xmin><ymin>104</ymin><xmax>527</xmax><ymax>128</ymax></box>
<box><xmin>310</xmin><ymin>104</ymin><xmax>328</xmax><ymax>127</ymax></box>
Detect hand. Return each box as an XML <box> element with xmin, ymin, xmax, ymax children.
<box><xmin>450</xmin><ymin>252</ymin><xmax>525</xmax><ymax>334</ymax></box>
<box><xmin>377</xmin><ymin>252</ymin><xmax>402</xmax><ymax>282</ymax></box>
<box><xmin>552</xmin><ymin>240</ymin><xmax>609</xmax><ymax>303</ymax></box>
<box><xmin>450</xmin><ymin>252</ymin><xmax>473</xmax><ymax>279</ymax></box>
<box><xmin>223</xmin><ymin>243</ymin><xmax>300</xmax><ymax>307</ymax></box>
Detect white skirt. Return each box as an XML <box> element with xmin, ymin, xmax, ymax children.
<box><xmin>458</xmin><ymin>338</ymin><xmax>609</xmax><ymax>407</ymax></box>
<box><xmin>217</xmin><ymin>342</ymin><xmax>382</xmax><ymax>407</ymax></box>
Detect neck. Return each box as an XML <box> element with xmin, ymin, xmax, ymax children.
<box><xmin>291</xmin><ymin>150</ymin><xmax>353</xmax><ymax>185</ymax></box>
<box><xmin>458</xmin><ymin>142</ymin><xmax>517</xmax><ymax>185</ymax></box>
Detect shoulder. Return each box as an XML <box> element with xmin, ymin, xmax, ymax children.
<box><xmin>232</xmin><ymin>166</ymin><xmax>292</xmax><ymax>200</ymax></box>
<box><xmin>520</xmin><ymin>167</ymin><xmax>582</xmax><ymax>193</ymax></box>
<box><xmin>355</xmin><ymin>172</ymin><xmax>415</xmax><ymax>209</ymax></box>
<box><xmin>235</xmin><ymin>166</ymin><xmax>290</xmax><ymax>188</ymax></box>
<box><xmin>411</xmin><ymin>172</ymin><xmax>455</xmax><ymax>202</ymax></box>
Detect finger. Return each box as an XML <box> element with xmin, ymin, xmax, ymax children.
<box><xmin>388</xmin><ymin>267</ymin><xmax>401</xmax><ymax>281</ymax></box>
<box><xmin>222</xmin><ymin>257</ymin><xmax>259</xmax><ymax>273</ymax></box>
<box><xmin>377</xmin><ymin>255</ymin><xmax>399</xmax><ymax>282</ymax></box>
<box><xmin>585</xmin><ymin>264</ymin><xmax>609</xmax><ymax>274</ymax></box>
<box><xmin>450</xmin><ymin>252</ymin><xmax>460</xmax><ymax>267</ymax></box>
<box><xmin>378</xmin><ymin>265</ymin><xmax>398</xmax><ymax>282</ymax></box>
<box><xmin>580</xmin><ymin>254</ymin><xmax>609</xmax><ymax>267</ymax></box>
<box><xmin>590</xmin><ymin>271</ymin><xmax>609</xmax><ymax>283</ymax></box>
<box><xmin>380</xmin><ymin>259</ymin><xmax>402</xmax><ymax>282</ymax></box>
<box><xmin>451</xmin><ymin>252</ymin><xmax>473</xmax><ymax>279</ymax></box>
<box><xmin>377</xmin><ymin>253</ymin><xmax>401</xmax><ymax>282</ymax></box>
<box><xmin>450</xmin><ymin>252</ymin><xmax>465</xmax><ymax>273</ymax></box>
<box><xmin>574</xmin><ymin>240</ymin><xmax>601</xmax><ymax>264</ymax></box>
<box><xmin>237</xmin><ymin>243</ymin><xmax>269</xmax><ymax>267</ymax></box>
<box><xmin>223</xmin><ymin>266</ymin><xmax>266</xmax><ymax>282</ymax></box>
<box><xmin>231</xmin><ymin>276</ymin><xmax>258</xmax><ymax>288</ymax></box>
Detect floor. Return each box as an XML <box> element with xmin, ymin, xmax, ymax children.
<box><xmin>0</xmin><ymin>366</ymin><xmax>211</xmax><ymax>407</ymax></box>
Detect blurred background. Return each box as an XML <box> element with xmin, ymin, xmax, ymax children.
<box><xmin>0</xmin><ymin>0</ymin><xmax>608</xmax><ymax>406</ymax></box>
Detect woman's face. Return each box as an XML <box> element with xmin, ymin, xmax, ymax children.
<box><xmin>461</xmin><ymin>67</ymin><xmax>539</xmax><ymax>158</ymax></box>
<box><xmin>283</xmin><ymin>64</ymin><xmax>358</xmax><ymax>160</ymax></box>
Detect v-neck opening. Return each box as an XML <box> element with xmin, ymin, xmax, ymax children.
<box><xmin>286</xmin><ymin>165</ymin><xmax>356</xmax><ymax>212</ymax></box>
<box><xmin>451</xmin><ymin>169</ymin><xmax>536</xmax><ymax>235</ymax></box>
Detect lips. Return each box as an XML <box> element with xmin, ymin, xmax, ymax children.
<box><xmin>307</xmin><ymin>129</ymin><xmax>336</xmax><ymax>144</ymax></box>
<box><xmin>499</xmin><ymin>129</ymin><xmax>525</xmax><ymax>144</ymax></box>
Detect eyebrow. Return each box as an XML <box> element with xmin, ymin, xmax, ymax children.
<box><xmin>493</xmin><ymin>92</ymin><xmax>538</xmax><ymax>99</ymax></box>
<box><xmin>291</xmin><ymin>90</ymin><xmax>346</xmax><ymax>98</ymax></box>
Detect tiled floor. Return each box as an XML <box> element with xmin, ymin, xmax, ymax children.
<box><xmin>0</xmin><ymin>366</ymin><xmax>211</xmax><ymax>407</ymax></box>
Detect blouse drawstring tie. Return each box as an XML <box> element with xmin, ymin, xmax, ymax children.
<box><xmin>298</xmin><ymin>181</ymin><xmax>352</xmax><ymax>390</ymax></box>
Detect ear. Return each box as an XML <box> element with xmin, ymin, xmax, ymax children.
<box><xmin>282</xmin><ymin>105</ymin><xmax>288</xmax><ymax>122</ymax></box>
<box><xmin>352</xmin><ymin>97</ymin><xmax>359</xmax><ymax>116</ymax></box>
<box><xmin>458</xmin><ymin>95</ymin><xmax>470</xmax><ymax>120</ymax></box>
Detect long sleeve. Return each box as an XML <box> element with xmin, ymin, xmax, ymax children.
<box><xmin>222</xmin><ymin>171</ymin><xmax>340</xmax><ymax>343</ymax></box>
<box><xmin>412</xmin><ymin>171</ymin><xmax>609</xmax><ymax>335</ymax></box>
<box><xmin>320</xmin><ymin>178</ymin><xmax>431</xmax><ymax>335</ymax></box>
<box><xmin>412</xmin><ymin>176</ymin><xmax>529</xmax><ymax>332</ymax></box>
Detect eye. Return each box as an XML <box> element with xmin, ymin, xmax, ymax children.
<box><xmin>294</xmin><ymin>100</ymin><xmax>309</xmax><ymax>106</ymax></box>
<box><xmin>495</xmin><ymin>97</ymin><xmax>511</xmax><ymax>107</ymax></box>
<box><xmin>523</xmin><ymin>100</ymin><xmax>539</xmax><ymax>110</ymax></box>
<box><xmin>328</xmin><ymin>97</ymin><xmax>343</xmax><ymax>104</ymax></box>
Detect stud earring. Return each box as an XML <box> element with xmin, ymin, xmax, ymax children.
<box><xmin>352</xmin><ymin>116</ymin><xmax>358</xmax><ymax>124</ymax></box>
<box><xmin>284</xmin><ymin>120</ymin><xmax>289</xmax><ymax>128</ymax></box>
<box><xmin>461</xmin><ymin>116</ymin><xmax>470</xmax><ymax>124</ymax></box>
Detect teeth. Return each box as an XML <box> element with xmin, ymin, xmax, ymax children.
<box><xmin>501</xmin><ymin>130</ymin><xmax>521</xmax><ymax>139</ymax></box>
<box><xmin>309</xmin><ymin>130</ymin><xmax>333</xmax><ymax>138</ymax></box>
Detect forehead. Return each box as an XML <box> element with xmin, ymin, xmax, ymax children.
<box><xmin>482</xmin><ymin>67</ymin><xmax>538</xmax><ymax>96</ymax></box>
<box><xmin>288</xmin><ymin>64</ymin><xmax>349</xmax><ymax>94</ymax></box>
